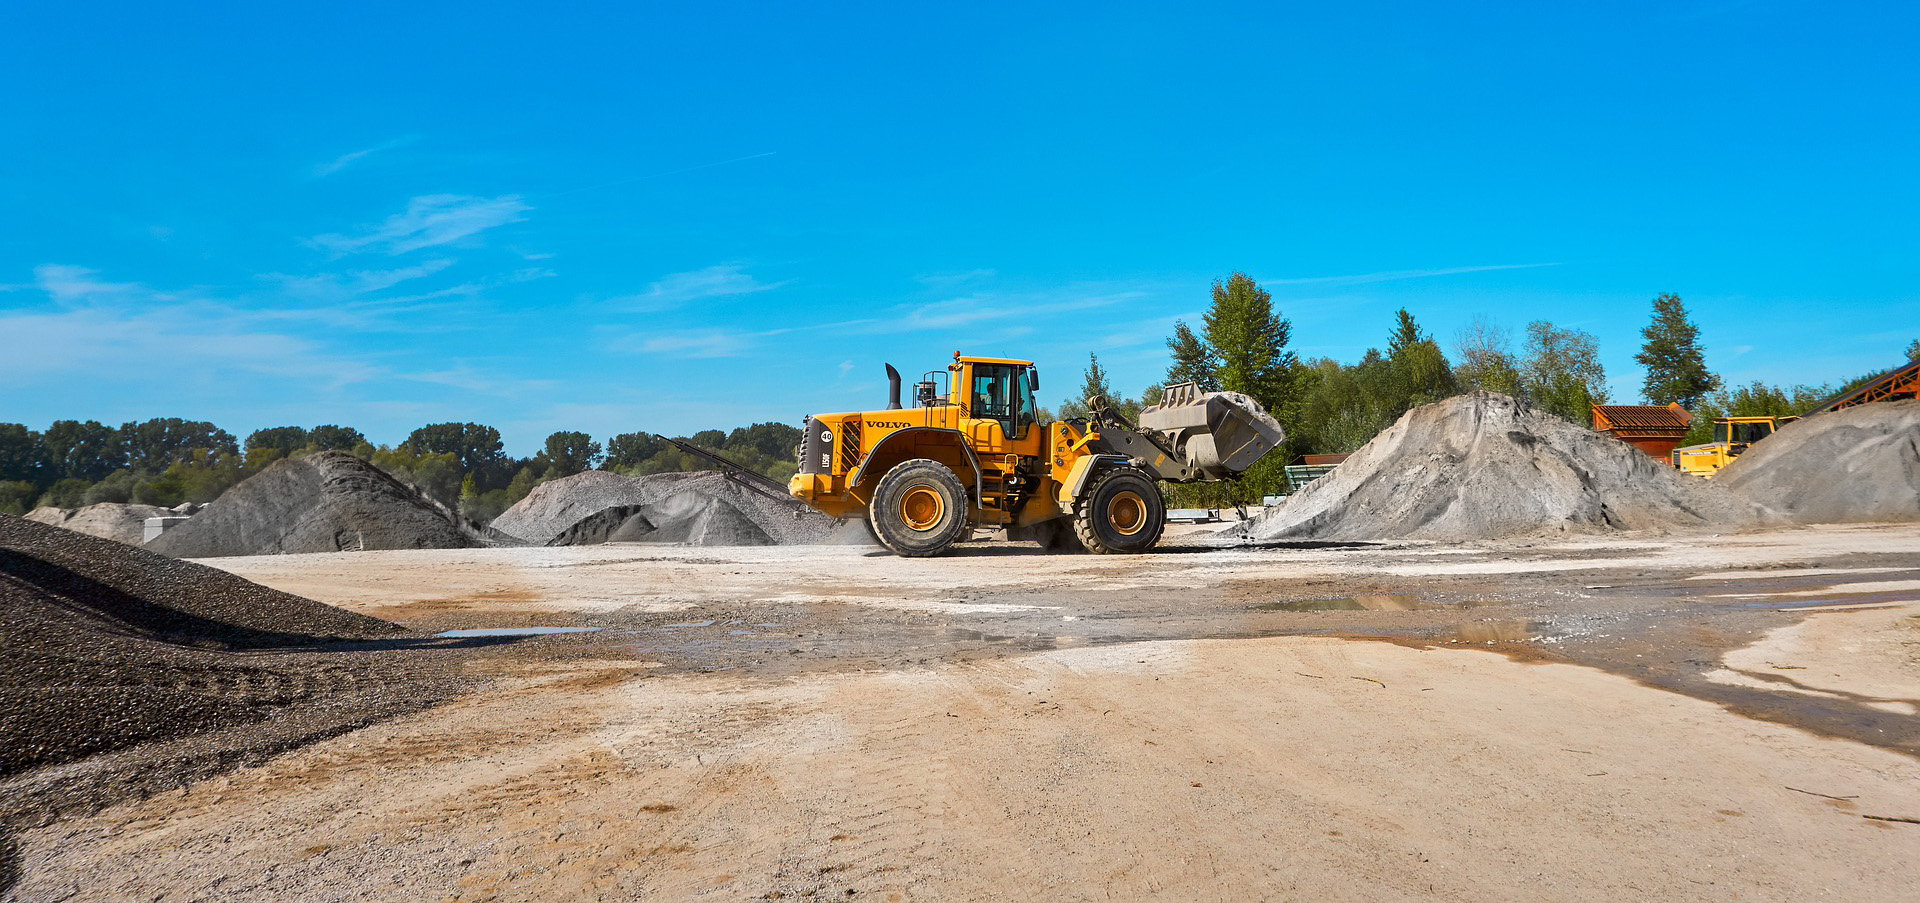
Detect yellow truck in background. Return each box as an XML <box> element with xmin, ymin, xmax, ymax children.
<box><xmin>1671</xmin><ymin>415</ymin><xmax>1798</xmax><ymax>477</ymax></box>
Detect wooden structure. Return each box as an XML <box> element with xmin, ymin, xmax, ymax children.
<box><xmin>1592</xmin><ymin>403</ymin><xmax>1693</xmax><ymax>460</ymax></box>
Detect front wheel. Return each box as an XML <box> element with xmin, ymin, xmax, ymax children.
<box><xmin>870</xmin><ymin>459</ymin><xmax>971</xmax><ymax>557</ymax></box>
<box><xmin>1072</xmin><ymin>467</ymin><xmax>1166</xmax><ymax>554</ymax></box>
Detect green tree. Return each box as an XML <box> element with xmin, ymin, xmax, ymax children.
<box><xmin>539</xmin><ymin>431</ymin><xmax>604</xmax><ymax>478</ymax></box>
<box><xmin>0</xmin><ymin>480</ymin><xmax>36</xmax><ymax>515</ymax></box>
<box><xmin>1202</xmin><ymin>273</ymin><xmax>1296</xmax><ymax>406</ymax></box>
<box><xmin>36</xmin><ymin>477</ymin><xmax>91</xmax><ymax>509</ymax></box>
<box><xmin>1680</xmin><ymin>380</ymin><xmax>1831</xmax><ymax>445</ymax></box>
<box><xmin>1634</xmin><ymin>293</ymin><xmax>1718</xmax><ymax>408</ymax></box>
<box><xmin>0</xmin><ymin>423</ymin><xmax>45</xmax><ymax>484</ymax></box>
<box><xmin>1386</xmin><ymin>309</ymin><xmax>1423</xmax><ymax>358</ymax></box>
<box><xmin>1522</xmin><ymin>321</ymin><xmax>1610</xmax><ymax>423</ymax></box>
<box><xmin>309</xmin><ymin>424</ymin><xmax>367</xmax><ymax>451</ymax></box>
<box><xmin>118</xmin><ymin>418</ymin><xmax>237</xmax><ymax>469</ymax></box>
<box><xmin>245</xmin><ymin>426</ymin><xmax>310</xmax><ymax>457</ymax></box>
<box><xmin>605</xmin><ymin>432</ymin><xmax>664</xmax><ymax>469</ymax></box>
<box><xmin>1908</xmin><ymin>339</ymin><xmax>1919</xmax><ymax>362</ymax></box>
<box><xmin>1164</xmin><ymin>321</ymin><xmax>1219</xmax><ymax>391</ymax></box>
<box><xmin>1059</xmin><ymin>353</ymin><xmax>1141</xmax><ymax>420</ymax></box>
<box><xmin>42</xmin><ymin>420</ymin><xmax>123</xmax><ymax>481</ymax></box>
<box><xmin>1078</xmin><ymin>352</ymin><xmax>1116</xmax><ymax>407</ymax></box>
<box><xmin>1383</xmin><ymin>309</ymin><xmax>1457</xmax><ymax>412</ymax></box>
<box><xmin>401</xmin><ymin>422</ymin><xmax>508</xmax><ymax>486</ymax></box>
<box><xmin>724</xmin><ymin>422</ymin><xmax>803</xmax><ymax>460</ymax></box>
<box><xmin>1452</xmin><ymin>316</ymin><xmax>1524</xmax><ymax>396</ymax></box>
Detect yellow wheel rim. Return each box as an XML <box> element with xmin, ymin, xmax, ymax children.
<box><xmin>900</xmin><ymin>485</ymin><xmax>946</xmax><ymax>532</ymax></box>
<box><xmin>1107</xmin><ymin>490</ymin><xmax>1147</xmax><ymax>536</ymax></box>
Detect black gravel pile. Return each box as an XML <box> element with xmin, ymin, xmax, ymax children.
<box><xmin>1</xmin><ymin>514</ymin><xmax>408</xmax><ymax>780</ymax></box>
<box><xmin>0</xmin><ymin>515</ymin><xmax>478</xmax><ymax>899</ymax></box>
<box><xmin>145</xmin><ymin>451</ymin><xmax>477</xmax><ymax>557</ymax></box>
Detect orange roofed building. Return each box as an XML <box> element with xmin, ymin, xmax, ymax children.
<box><xmin>1592</xmin><ymin>403</ymin><xmax>1693</xmax><ymax>461</ymax></box>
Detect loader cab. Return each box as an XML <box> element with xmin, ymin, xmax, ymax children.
<box><xmin>1713</xmin><ymin>415</ymin><xmax>1797</xmax><ymax>452</ymax></box>
<box><xmin>953</xmin><ymin>354</ymin><xmax>1043</xmax><ymax>452</ymax></box>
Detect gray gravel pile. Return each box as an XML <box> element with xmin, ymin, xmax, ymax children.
<box><xmin>545</xmin><ymin>493</ymin><xmax>774</xmax><ymax>546</ymax></box>
<box><xmin>0</xmin><ymin>513</ymin><xmax>404</xmax><ymax>778</ymax></box>
<box><xmin>145</xmin><ymin>451</ymin><xmax>475</xmax><ymax>557</ymax></box>
<box><xmin>1232</xmin><ymin>392</ymin><xmax>1769</xmax><ymax>542</ymax></box>
<box><xmin>25</xmin><ymin>503</ymin><xmax>179</xmax><ymax>546</ymax></box>
<box><xmin>1717</xmin><ymin>399</ymin><xmax>1920</xmax><ymax>524</ymax></box>
<box><xmin>493</xmin><ymin>470</ymin><xmax>844</xmax><ymax>546</ymax></box>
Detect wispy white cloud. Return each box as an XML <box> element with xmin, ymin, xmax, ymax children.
<box><xmin>268</xmin><ymin>259</ymin><xmax>457</xmax><ymax>303</ymax></box>
<box><xmin>398</xmin><ymin>364</ymin><xmax>559</xmax><ymax>395</ymax></box>
<box><xmin>2</xmin><ymin>269</ymin><xmax>382</xmax><ymax>391</ymax></box>
<box><xmin>885</xmin><ymin>289</ymin><xmax>1142</xmax><ymax>331</ymax></box>
<box><xmin>625</xmin><ymin>329</ymin><xmax>758</xmax><ymax>359</ymax></box>
<box><xmin>312</xmin><ymin>194</ymin><xmax>529</xmax><ymax>255</ymax></box>
<box><xmin>606</xmin><ymin>316</ymin><xmax>876</xmax><ymax>360</ymax></box>
<box><xmin>916</xmin><ymin>268</ymin><xmax>996</xmax><ymax>287</ymax></box>
<box><xmin>1264</xmin><ymin>263</ymin><xmax>1560</xmax><ymax>288</ymax></box>
<box><xmin>313</xmin><ymin>136</ymin><xmax>418</xmax><ymax>178</ymax></box>
<box><xmin>611</xmin><ymin>264</ymin><xmax>783</xmax><ymax>312</ymax></box>
<box><xmin>33</xmin><ymin>264</ymin><xmax>153</xmax><ymax>305</ymax></box>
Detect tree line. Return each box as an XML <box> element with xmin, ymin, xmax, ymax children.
<box><xmin>0</xmin><ymin>418</ymin><xmax>801</xmax><ymax>520</ymax></box>
<box><xmin>1057</xmin><ymin>275</ymin><xmax>1917</xmax><ymax>505</ymax></box>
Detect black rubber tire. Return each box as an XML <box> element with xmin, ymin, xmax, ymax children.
<box><xmin>1072</xmin><ymin>467</ymin><xmax>1166</xmax><ymax>554</ymax></box>
<box><xmin>1028</xmin><ymin>518</ymin><xmax>1085</xmax><ymax>553</ymax></box>
<box><xmin>870</xmin><ymin>458</ymin><xmax>971</xmax><ymax>557</ymax></box>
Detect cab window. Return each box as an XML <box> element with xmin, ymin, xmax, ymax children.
<box><xmin>969</xmin><ymin>364</ymin><xmax>1029</xmax><ymax>439</ymax></box>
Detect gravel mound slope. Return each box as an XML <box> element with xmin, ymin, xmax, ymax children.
<box><xmin>545</xmin><ymin>492</ymin><xmax>775</xmax><ymax>547</ymax></box>
<box><xmin>0</xmin><ymin>513</ymin><xmax>402</xmax><ymax>778</ymax></box>
<box><xmin>494</xmin><ymin>469</ymin><xmax>841</xmax><ymax>545</ymax></box>
<box><xmin>1234</xmin><ymin>392</ymin><xmax>1768</xmax><ymax>541</ymax></box>
<box><xmin>25</xmin><ymin>503</ymin><xmax>178</xmax><ymax>546</ymax></box>
<box><xmin>145</xmin><ymin>451</ymin><xmax>475</xmax><ymax>557</ymax></box>
<box><xmin>1717</xmin><ymin>399</ymin><xmax>1920</xmax><ymax>524</ymax></box>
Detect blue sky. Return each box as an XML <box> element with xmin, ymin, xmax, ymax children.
<box><xmin>3</xmin><ymin>1</ymin><xmax>1915</xmax><ymax>454</ymax></box>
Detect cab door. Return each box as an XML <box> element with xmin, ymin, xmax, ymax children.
<box><xmin>965</xmin><ymin>363</ymin><xmax>1044</xmax><ymax>457</ymax></box>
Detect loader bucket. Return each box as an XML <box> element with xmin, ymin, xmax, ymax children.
<box><xmin>1137</xmin><ymin>382</ymin><xmax>1286</xmax><ymax>480</ymax></box>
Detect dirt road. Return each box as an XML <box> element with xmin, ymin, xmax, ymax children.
<box><xmin>11</xmin><ymin>523</ymin><xmax>1920</xmax><ymax>901</ymax></box>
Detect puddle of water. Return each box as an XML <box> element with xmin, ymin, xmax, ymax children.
<box><xmin>1687</xmin><ymin>567</ymin><xmax>1909</xmax><ymax>581</ymax></box>
<box><xmin>1776</xmin><ymin>600</ymin><xmax>1918</xmax><ymax>613</ymax></box>
<box><xmin>667</xmin><ymin>620</ymin><xmax>717</xmax><ymax>628</ymax></box>
<box><xmin>434</xmin><ymin>627</ymin><xmax>604</xmax><ymax>638</ymax></box>
<box><xmin>1251</xmin><ymin>594</ymin><xmax>1500</xmax><ymax>612</ymax></box>
<box><xmin>1444</xmin><ymin>620</ymin><xmax>1545</xmax><ymax>644</ymax></box>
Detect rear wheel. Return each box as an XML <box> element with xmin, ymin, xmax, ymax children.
<box><xmin>1072</xmin><ymin>467</ymin><xmax>1166</xmax><ymax>554</ymax></box>
<box><xmin>870</xmin><ymin>459</ymin><xmax>971</xmax><ymax>557</ymax></box>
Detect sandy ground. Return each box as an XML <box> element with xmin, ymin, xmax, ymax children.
<box><xmin>11</xmin><ymin>523</ymin><xmax>1920</xmax><ymax>901</ymax></box>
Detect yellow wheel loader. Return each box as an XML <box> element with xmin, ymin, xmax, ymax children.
<box><xmin>1671</xmin><ymin>415</ymin><xmax>1797</xmax><ymax>477</ymax></box>
<box><xmin>788</xmin><ymin>353</ymin><xmax>1284</xmax><ymax>557</ymax></box>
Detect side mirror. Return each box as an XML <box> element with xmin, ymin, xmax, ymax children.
<box><xmin>1028</xmin><ymin>369</ymin><xmax>1040</xmax><ymax>392</ymax></box>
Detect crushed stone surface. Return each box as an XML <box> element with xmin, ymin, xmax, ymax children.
<box><xmin>1718</xmin><ymin>398</ymin><xmax>1920</xmax><ymax>524</ymax></box>
<box><xmin>492</xmin><ymin>469</ymin><xmax>850</xmax><ymax>546</ymax></box>
<box><xmin>1234</xmin><ymin>392</ymin><xmax>1769</xmax><ymax>541</ymax></box>
<box><xmin>25</xmin><ymin>503</ymin><xmax>178</xmax><ymax>546</ymax></box>
<box><xmin>144</xmin><ymin>451</ymin><xmax>476</xmax><ymax>557</ymax></box>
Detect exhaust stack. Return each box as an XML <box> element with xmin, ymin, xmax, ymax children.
<box><xmin>885</xmin><ymin>364</ymin><xmax>903</xmax><ymax>410</ymax></box>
